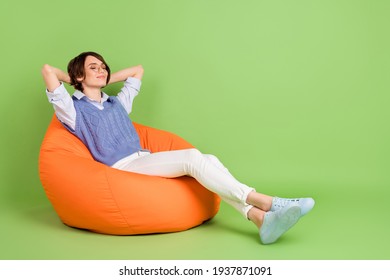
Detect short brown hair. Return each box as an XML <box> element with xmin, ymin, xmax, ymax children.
<box><xmin>67</xmin><ymin>51</ymin><xmax>111</xmax><ymax>92</ymax></box>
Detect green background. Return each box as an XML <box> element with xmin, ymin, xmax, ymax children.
<box><xmin>1</xmin><ymin>0</ymin><xmax>389</xmax><ymax>259</ymax></box>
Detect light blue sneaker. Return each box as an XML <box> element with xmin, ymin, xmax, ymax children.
<box><xmin>271</xmin><ymin>197</ymin><xmax>315</xmax><ymax>216</ymax></box>
<box><xmin>259</xmin><ymin>204</ymin><xmax>301</xmax><ymax>245</ymax></box>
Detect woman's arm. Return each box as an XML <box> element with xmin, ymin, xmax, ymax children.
<box><xmin>108</xmin><ymin>65</ymin><xmax>144</xmax><ymax>84</ymax></box>
<box><xmin>41</xmin><ymin>64</ymin><xmax>71</xmax><ymax>92</ymax></box>
<box><xmin>42</xmin><ymin>64</ymin><xmax>76</xmax><ymax>130</ymax></box>
<box><xmin>114</xmin><ymin>65</ymin><xmax>144</xmax><ymax>114</ymax></box>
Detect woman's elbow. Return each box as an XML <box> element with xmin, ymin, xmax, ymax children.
<box><xmin>134</xmin><ymin>65</ymin><xmax>144</xmax><ymax>79</ymax></box>
<box><xmin>41</xmin><ymin>64</ymin><xmax>53</xmax><ymax>76</ymax></box>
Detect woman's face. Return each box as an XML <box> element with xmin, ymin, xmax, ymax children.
<box><xmin>79</xmin><ymin>55</ymin><xmax>108</xmax><ymax>90</ymax></box>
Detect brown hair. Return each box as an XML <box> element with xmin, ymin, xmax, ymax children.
<box><xmin>67</xmin><ymin>51</ymin><xmax>111</xmax><ymax>92</ymax></box>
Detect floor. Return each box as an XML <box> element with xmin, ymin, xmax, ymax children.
<box><xmin>2</xmin><ymin>181</ymin><xmax>389</xmax><ymax>260</ymax></box>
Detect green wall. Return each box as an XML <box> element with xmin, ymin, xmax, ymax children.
<box><xmin>1</xmin><ymin>0</ymin><xmax>389</xmax><ymax>259</ymax></box>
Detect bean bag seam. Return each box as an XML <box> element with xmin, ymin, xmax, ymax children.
<box><xmin>102</xmin><ymin>166</ymin><xmax>132</xmax><ymax>229</ymax></box>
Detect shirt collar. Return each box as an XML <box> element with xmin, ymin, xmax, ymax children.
<box><xmin>73</xmin><ymin>90</ymin><xmax>110</xmax><ymax>103</ymax></box>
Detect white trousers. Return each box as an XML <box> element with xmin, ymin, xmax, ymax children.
<box><xmin>112</xmin><ymin>148</ymin><xmax>254</xmax><ymax>218</ymax></box>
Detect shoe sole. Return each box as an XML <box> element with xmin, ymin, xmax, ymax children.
<box><xmin>260</xmin><ymin>205</ymin><xmax>301</xmax><ymax>245</ymax></box>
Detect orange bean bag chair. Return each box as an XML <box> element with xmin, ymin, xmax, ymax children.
<box><xmin>38</xmin><ymin>115</ymin><xmax>220</xmax><ymax>235</ymax></box>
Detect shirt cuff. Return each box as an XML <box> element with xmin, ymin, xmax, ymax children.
<box><xmin>125</xmin><ymin>77</ymin><xmax>142</xmax><ymax>92</ymax></box>
<box><xmin>46</xmin><ymin>83</ymin><xmax>69</xmax><ymax>102</ymax></box>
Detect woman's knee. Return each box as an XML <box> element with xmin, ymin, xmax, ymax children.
<box><xmin>185</xmin><ymin>148</ymin><xmax>203</xmax><ymax>159</ymax></box>
<box><xmin>204</xmin><ymin>154</ymin><xmax>227</xmax><ymax>171</ymax></box>
<box><xmin>185</xmin><ymin>149</ymin><xmax>227</xmax><ymax>172</ymax></box>
<box><xmin>204</xmin><ymin>154</ymin><xmax>219</xmax><ymax>164</ymax></box>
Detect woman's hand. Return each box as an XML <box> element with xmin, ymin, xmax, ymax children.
<box><xmin>108</xmin><ymin>65</ymin><xmax>144</xmax><ymax>84</ymax></box>
<box><xmin>41</xmin><ymin>64</ymin><xmax>71</xmax><ymax>92</ymax></box>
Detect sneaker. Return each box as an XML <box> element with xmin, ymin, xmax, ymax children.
<box><xmin>259</xmin><ymin>204</ymin><xmax>301</xmax><ymax>245</ymax></box>
<box><xmin>271</xmin><ymin>197</ymin><xmax>315</xmax><ymax>216</ymax></box>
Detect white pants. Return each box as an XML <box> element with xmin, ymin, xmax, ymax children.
<box><xmin>112</xmin><ymin>148</ymin><xmax>254</xmax><ymax>218</ymax></box>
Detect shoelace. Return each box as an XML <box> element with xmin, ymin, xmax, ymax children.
<box><xmin>273</xmin><ymin>197</ymin><xmax>300</xmax><ymax>208</ymax></box>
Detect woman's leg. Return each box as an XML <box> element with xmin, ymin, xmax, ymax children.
<box><xmin>203</xmin><ymin>154</ymin><xmax>305</xmax><ymax>220</ymax></box>
<box><xmin>116</xmin><ymin>148</ymin><xmax>255</xmax><ymax>218</ymax></box>
<box><xmin>203</xmin><ymin>154</ymin><xmax>313</xmax><ymax>215</ymax></box>
<box><xmin>202</xmin><ymin>154</ymin><xmax>255</xmax><ymax>217</ymax></box>
<box><xmin>113</xmin><ymin>148</ymin><xmax>312</xmax><ymax>244</ymax></box>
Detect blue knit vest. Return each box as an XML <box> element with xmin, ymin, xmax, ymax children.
<box><xmin>70</xmin><ymin>95</ymin><xmax>142</xmax><ymax>166</ymax></box>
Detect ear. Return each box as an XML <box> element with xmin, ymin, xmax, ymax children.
<box><xmin>76</xmin><ymin>76</ymin><xmax>84</xmax><ymax>82</ymax></box>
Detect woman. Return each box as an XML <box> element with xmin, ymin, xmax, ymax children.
<box><xmin>42</xmin><ymin>51</ymin><xmax>315</xmax><ymax>244</ymax></box>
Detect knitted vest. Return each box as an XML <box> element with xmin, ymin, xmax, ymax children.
<box><xmin>70</xmin><ymin>95</ymin><xmax>142</xmax><ymax>166</ymax></box>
